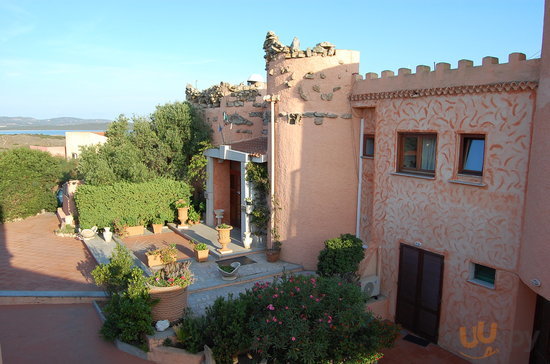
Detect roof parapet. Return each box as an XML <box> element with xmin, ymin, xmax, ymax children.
<box><xmin>351</xmin><ymin>52</ymin><xmax>540</xmax><ymax>99</ymax></box>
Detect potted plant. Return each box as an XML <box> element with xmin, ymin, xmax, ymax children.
<box><xmin>187</xmin><ymin>206</ymin><xmax>200</xmax><ymax>225</ymax></box>
<box><xmin>148</xmin><ymin>261</ymin><xmax>195</xmax><ymax>322</ymax></box>
<box><xmin>175</xmin><ymin>199</ymin><xmax>189</xmax><ymax>226</ymax></box>
<box><xmin>266</xmin><ymin>240</ymin><xmax>282</xmax><ymax>262</ymax></box>
<box><xmin>216</xmin><ymin>262</ymin><xmax>241</xmax><ymax>281</ymax></box>
<box><xmin>151</xmin><ymin>215</ymin><xmax>165</xmax><ymax>234</ymax></box>
<box><xmin>145</xmin><ymin>244</ymin><xmax>178</xmax><ymax>267</ymax></box>
<box><xmin>215</xmin><ymin>223</ymin><xmax>233</xmax><ymax>254</ymax></box>
<box><xmin>193</xmin><ymin>241</ymin><xmax>209</xmax><ymax>262</ymax></box>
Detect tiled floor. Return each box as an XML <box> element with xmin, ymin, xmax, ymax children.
<box><xmin>0</xmin><ymin>213</ymin><xmax>97</xmax><ymax>291</ymax></box>
<box><xmin>381</xmin><ymin>334</ymin><xmax>469</xmax><ymax>363</ymax></box>
<box><xmin>0</xmin><ymin>304</ymin><xmax>151</xmax><ymax>363</ymax></box>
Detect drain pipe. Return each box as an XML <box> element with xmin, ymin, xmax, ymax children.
<box><xmin>355</xmin><ymin>118</ymin><xmax>364</xmax><ymax>239</ymax></box>
<box><xmin>264</xmin><ymin>94</ymin><xmax>279</xmax><ymax>248</ymax></box>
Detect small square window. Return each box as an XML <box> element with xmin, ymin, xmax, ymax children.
<box><xmin>363</xmin><ymin>135</ymin><xmax>375</xmax><ymax>157</ymax></box>
<box><xmin>471</xmin><ymin>263</ymin><xmax>496</xmax><ymax>287</ymax></box>
<box><xmin>398</xmin><ymin>133</ymin><xmax>437</xmax><ymax>176</ymax></box>
<box><xmin>460</xmin><ymin>135</ymin><xmax>485</xmax><ymax>176</ymax></box>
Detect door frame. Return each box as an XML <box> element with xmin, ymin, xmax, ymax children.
<box><xmin>395</xmin><ymin>243</ymin><xmax>445</xmax><ymax>343</ymax></box>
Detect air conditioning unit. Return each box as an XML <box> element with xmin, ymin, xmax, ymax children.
<box><xmin>361</xmin><ymin>275</ymin><xmax>380</xmax><ymax>298</ymax></box>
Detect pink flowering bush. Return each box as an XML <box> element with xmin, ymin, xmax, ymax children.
<box><xmin>148</xmin><ymin>261</ymin><xmax>194</xmax><ymax>288</ymax></box>
<box><xmin>177</xmin><ymin>274</ymin><xmax>398</xmax><ymax>364</ymax></box>
<box><xmin>247</xmin><ymin>274</ymin><xmax>399</xmax><ymax>363</ymax></box>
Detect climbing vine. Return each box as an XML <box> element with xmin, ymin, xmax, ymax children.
<box><xmin>245</xmin><ymin>162</ymin><xmax>269</xmax><ymax>237</ymax></box>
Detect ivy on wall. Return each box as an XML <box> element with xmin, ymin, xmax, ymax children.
<box><xmin>245</xmin><ymin>162</ymin><xmax>269</xmax><ymax>237</ymax></box>
<box><xmin>75</xmin><ymin>178</ymin><xmax>190</xmax><ymax>229</ymax></box>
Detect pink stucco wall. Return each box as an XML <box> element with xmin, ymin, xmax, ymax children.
<box><xmin>351</xmin><ymin>54</ymin><xmax>540</xmax><ymax>363</ymax></box>
<box><xmin>200</xmin><ymin>88</ymin><xmax>267</xmax><ymax>147</ymax></box>
<box><xmin>518</xmin><ymin>0</ymin><xmax>550</xmax><ymax>301</ymax></box>
<box><xmin>267</xmin><ymin>50</ymin><xmax>360</xmax><ymax>270</ymax></box>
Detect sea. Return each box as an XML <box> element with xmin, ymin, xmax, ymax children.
<box><xmin>0</xmin><ymin>130</ymin><xmax>104</xmax><ymax>136</ymax></box>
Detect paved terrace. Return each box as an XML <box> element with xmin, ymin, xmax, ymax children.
<box><xmin>0</xmin><ymin>214</ymin><xmax>468</xmax><ymax>363</ymax></box>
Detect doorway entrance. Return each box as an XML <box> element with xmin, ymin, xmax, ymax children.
<box><xmin>530</xmin><ymin>295</ymin><xmax>550</xmax><ymax>363</ymax></box>
<box><xmin>396</xmin><ymin>244</ymin><xmax>444</xmax><ymax>343</ymax></box>
<box><xmin>229</xmin><ymin>161</ymin><xmax>241</xmax><ymax>229</ymax></box>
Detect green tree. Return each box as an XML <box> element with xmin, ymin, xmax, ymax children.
<box><xmin>0</xmin><ymin>148</ymin><xmax>65</xmax><ymax>221</ymax></box>
<box><xmin>151</xmin><ymin>101</ymin><xmax>211</xmax><ymax>179</ymax></box>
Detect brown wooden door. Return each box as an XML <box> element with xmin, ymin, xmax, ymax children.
<box><xmin>530</xmin><ymin>295</ymin><xmax>550</xmax><ymax>364</ymax></box>
<box><xmin>229</xmin><ymin>162</ymin><xmax>241</xmax><ymax>228</ymax></box>
<box><xmin>396</xmin><ymin>244</ymin><xmax>444</xmax><ymax>343</ymax></box>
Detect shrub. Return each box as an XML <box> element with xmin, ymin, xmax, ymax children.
<box><xmin>174</xmin><ymin>310</ymin><xmax>207</xmax><ymax>354</ymax></box>
<box><xmin>75</xmin><ymin>178</ymin><xmax>190</xmax><ymax>229</ymax></box>
<box><xmin>92</xmin><ymin>244</ymin><xmax>155</xmax><ymax>345</ymax></box>
<box><xmin>247</xmin><ymin>275</ymin><xmax>399</xmax><ymax>364</ymax></box>
<box><xmin>0</xmin><ymin>148</ymin><xmax>65</xmax><ymax>222</ymax></box>
<box><xmin>148</xmin><ymin>261</ymin><xmax>195</xmax><ymax>288</ymax></box>
<box><xmin>317</xmin><ymin>233</ymin><xmax>365</xmax><ymax>280</ymax></box>
<box><xmin>176</xmin><ymin>274</ymin><xmax>399</xmax><ymax>364</ymax></box>
<box><xmin>92</xmin><ymin>244</ymin><xmax>140</xmax><ymax>295</ymax></box>
<box><xmin>202</xmin><ymin>294</ymin><xmax>254</xmax><ymax>364</ymax></box>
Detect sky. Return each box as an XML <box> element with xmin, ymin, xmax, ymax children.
<box><xmin>0</xmin><ymin>0</ymin><xmax>545</xmax><ymax>120</ymax></box>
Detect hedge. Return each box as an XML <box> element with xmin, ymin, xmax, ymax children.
<box><xmin>0</xmin><ymin>148</ymin><xmax>65</xmax><ymax>222</ymax></box>
<box><xmin>75</xmin><ymin>178</ymin><xmax>191</xmax><ymax>229</ymax></box>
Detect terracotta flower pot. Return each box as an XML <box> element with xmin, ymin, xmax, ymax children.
<box><xmin>266</xmin><ymin>248</ymin><xmax>281</xmax><ymax>262</ymax></box>
<box><xmin>194</xmin><ymin>248</ymin><xmax>209</xmax><ymax>262</ymax></box>
<box><xmin>177</xmin><ymin>207</ymin><xmax>188</xmax><ymax>226</ymax></box>
<box><xmin>152</xmin><ymin>223</ymin><xmax>164</xmax><ymax>234</ymax></box>
<box><xmin>216</xmin><ymin>226</ymin><xmax>233</xmax><ymax>254</ymax></box>
<box><xmin>124</xmin><ymin>225</ymin><xmax>144</xmax><ymax>236</ymax></box>
<box><xmin>149</xmin><ymin>285</ymin><xmax>188</xmax><ymax>322</ymax></box>
<box><xmin>146</xmin><ymin>249</ymin><xmax>177</xmax><ymax>267</ymax></box>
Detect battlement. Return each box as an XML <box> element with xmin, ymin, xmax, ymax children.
<box><xmin>186</xmin><ymin>82</ymin><xmax>265</xmax><ymax>108</ymax></box>
<box><xmin>351</xmin><ymin>53</ymin><xmax>540</xmax><ymax>101</ymax></box>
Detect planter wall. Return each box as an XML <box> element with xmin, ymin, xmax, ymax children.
<box><xmin>149</xmin><ymin>285</ymin><xmax>188</xmax><ymax>322</ymax></box>
<box><xmin>146</xmin><ymin>251</ymin><xmax>177</xmax><ymax>267</ymax></box>
<box><xmin>125</xmin><ymin>225</ymin><xmax>144</xmax><ymax>236</ymax></box>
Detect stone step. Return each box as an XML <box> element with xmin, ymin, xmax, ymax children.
<box><xmin>0</xmin><ymin>290</ymin><xmax>108</xmax><ymax>305</ymax></box>
<box><xmin>167</xmin><ymin>223</ymin><xmax>266</xmax><ymax>260</ymax></box>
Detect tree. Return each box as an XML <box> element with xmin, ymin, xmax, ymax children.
<box><xmin>0</xmin><ymin>148</ymin><xmax>65</xmax><ymax>221</ymax></box>
<box><xmin>77</xmin><ymin>102</ymin><xmax>212</xmax><ymax>192</ymax></box>
<box><xmin>151</xmin><ymin>101</ymin><xmax>211</xmax><ymax>179</ymax></box>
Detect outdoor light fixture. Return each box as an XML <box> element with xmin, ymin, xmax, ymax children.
<box><xmin>530</xmin><ymin>279</ymin><xmax>542</xmax><ymax>287</ymax></box>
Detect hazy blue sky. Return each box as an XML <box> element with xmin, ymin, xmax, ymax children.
<box><xmin>0</xmin><ymin>0</ymin><xmax>544</xmax><ymax>120</ymax></box>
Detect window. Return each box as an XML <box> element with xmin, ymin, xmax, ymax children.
<box><xmin>459</xmin><ymin>135</ymin><xmax>485</xmax><ymax>176</ymax></box>
<box><xmin>398</xmin><ymin>133</ymin><xmax>437</xmax><ymax>176</ymax></box>
<box><xmin>471</xmin><ymin>263</ymin><xmax>496</xmax><ymax>288</ymax></box>
<box><xmin>363</xmin><ymin>134</ymin><xmax>375</xmax><ymax>157</ymax></box>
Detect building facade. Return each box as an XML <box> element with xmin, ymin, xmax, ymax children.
<box><xmin>191</xmin><ymin>6</ymin><xmax>550</xmax><ymax>362</ymax></box>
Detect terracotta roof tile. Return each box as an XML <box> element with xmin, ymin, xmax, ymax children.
<box><xmin>229</xmin><ymin>136</ymin><xmax>267</xmax><ymax>157</ymax></box>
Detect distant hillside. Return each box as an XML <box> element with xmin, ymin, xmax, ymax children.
<box><xmin>0</xmin><ymin>116</ymin><xmax>112</xmax><ymax>130</ymax></box>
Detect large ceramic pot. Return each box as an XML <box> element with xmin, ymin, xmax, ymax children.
<box><xmin>217</xmin><ymin>262</ymin><xmax>241</xmax><ymax>281</ymax></box>
<box><xmin>266</xmin><ymin>248</ymin><xmax>281</xmax><ymax>262</ymax></box>
<box><xmin>177</xmin><ymin>207</ymin><xmax>188</xmax><ymax>226</ymax></box>
<box><xmin>152</xmin><ymin>223</ymin><xmax>164</xmax><ymax>234</ymax></box>
<box><xmin>216</xmin><ymin>226</ymin><xmax>233</xmax><ymax>254</ymax></box>
<box><xmin>149</xmin><ymin>285</ymin><xmax>188</xmax><ymax>322</ymax></box>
